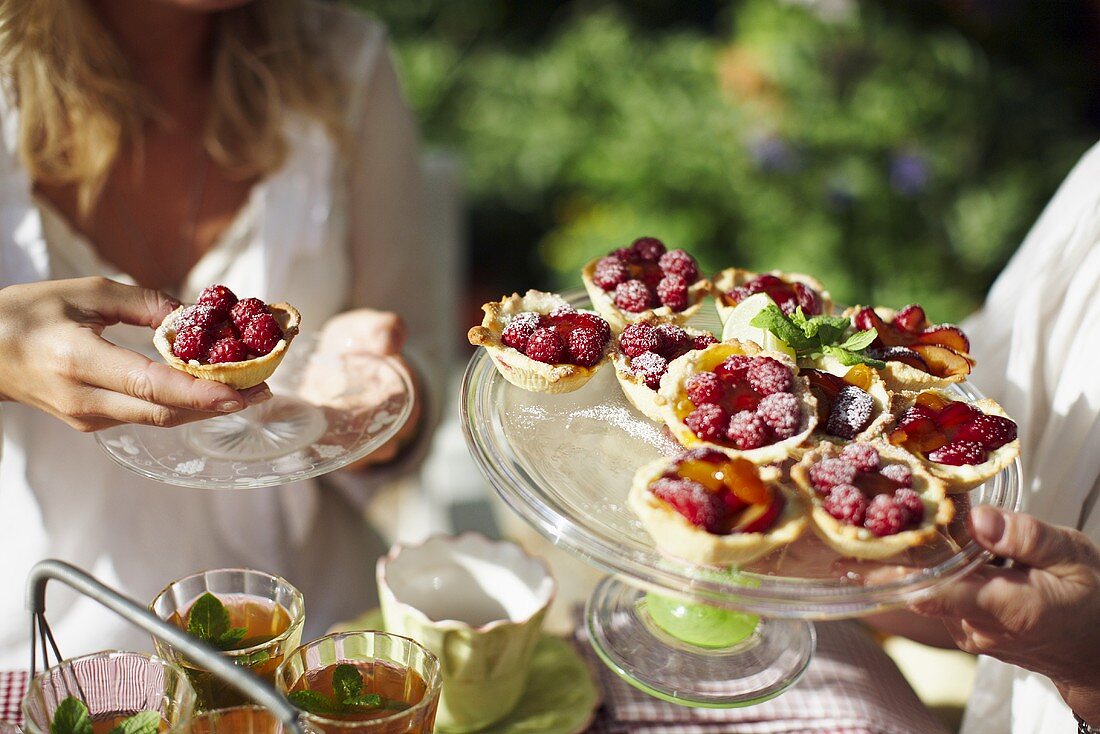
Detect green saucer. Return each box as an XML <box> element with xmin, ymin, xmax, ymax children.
<box><xmin>331</xmin><ymin>611</ymin><xmax>601</xmax><ymax>734</ymax></box>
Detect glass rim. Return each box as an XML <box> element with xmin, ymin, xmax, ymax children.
<box><xmin>275</xmin><ymin>631</ymin><xmax>442</xmax><ymax>729</ymax></box>
<box><xmin>150</xmin><ymin>568</ymin><xmax>306</xmax><ymax>656</ymax></box>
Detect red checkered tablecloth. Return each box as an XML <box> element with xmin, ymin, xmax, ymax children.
<box><xmin>0</xmin><ymin>670</ymin><xmax>27</xmax><ymax>727</ymax></box>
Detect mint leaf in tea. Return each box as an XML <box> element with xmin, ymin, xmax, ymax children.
<box><xmin>52</xmin><ymin>698</ymin><xmax>165</xmax><ymax>734</ymax></box>
<box><xmin>51</xmin><ymin>697</ymin><xmax>92</xmax><ymax>734</ymax></box>
<box><xmin>287</xmin><ymin>661</ymin><xmax>421</xmax><ymax>722</ymax></box>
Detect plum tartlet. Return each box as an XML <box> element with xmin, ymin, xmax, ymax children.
<box><xmin>467</xmin><ymin>290</ymin><xmax>612</xmax><ymax>394</ymax></box>
<box><xmin>610</xmin><ymin>319</ymin><xmax>718</xmax><ymax>422</ymax></box>
<box><xmin>791</xmin><ymin>441</ymin><xmax>953</xmax><ymax>560</ymax></box>
<box><xmin>713</xmin><ymin>269</ymin><xmax>832</xmax><ymax>323</ymax></box>
<box><xmin>629</xmin><ymin>448</ymin><xmax>808</xmax><ymax>566</ymax></box>
<box><xmin>658</xmin><ymin>340</ymin><xmax>817</xmax><ymax>463</ymax></box>
<box><xmin>803</xmin><ymin>364</ymin><xmax>894</xmax><ymax>442</ymax></box>
<box><xmin>581</xmin><ymin>237</ymin><xmax>710</xmax><ymax>331</ymax></box>
<box><xmin>888</xmin><ymin>390</ymin><xmax>1020</xmax><ymax>492</ymax></box>
<box><xmin>846</xmin><ymin>304</ymin><xmax>975</xmax><ymax>391</ymax></box>
<box><xmin>154</xmin><ymin>285</ymin><xmax>300</xmax><ymax>389</ymax></box>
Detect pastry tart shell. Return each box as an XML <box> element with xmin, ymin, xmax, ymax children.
<box><xmin>610</xmin><ymin>317</ymin><xmax>716</xmax><ymax>422</ymax></box>
<box><xmin>580</xmin><ymin>257</ymin><xmax>711</xmax><ymax>332</ymax></box>
<box><xmin>713</xmin><ymin>268</ymin><xmax>833</xmax><ymax>324</ymax></box>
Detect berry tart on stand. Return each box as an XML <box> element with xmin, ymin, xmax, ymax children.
<box><xmin>713</xmin><ymin>269</ymin><xmax>832</xmax><ymax>322</ymax></box>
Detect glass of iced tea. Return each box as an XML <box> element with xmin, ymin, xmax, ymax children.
<box><xmin>170</xmin><ymin>705</ymin><xmax>303</xmax><ymax>734</ymax></box>
<box><xmin>22</xmin><ymin>650</ymin><xmax>197</xmax><ymax>734</ymax></box>
<box><xmin>151</xmin><ymin>569</ymin><xmax>305</xmax><ymax>711</ymax></box>
<box><xmin>274</xmin><ymin>632</ymin><xmax>441</xmax><ymax>734</ymax></box>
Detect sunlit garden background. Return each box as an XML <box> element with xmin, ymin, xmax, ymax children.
<box><xmin>359</xmin><ymin>0</ymin><xmax>1100</xmax><ymax>325</ymax></box>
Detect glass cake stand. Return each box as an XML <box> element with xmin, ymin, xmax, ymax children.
<box><xmin>461</xmin><ymin>292</ymin><xmax>1020</xmax><ymax>707</ymax></box>
<box><xmin>97</xmin><ymin>335</ymin><xmax>414</xmax><ymax>488</ymax></box>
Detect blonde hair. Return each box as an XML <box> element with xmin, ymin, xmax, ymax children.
<box><xmin>0</xmin><ymin>0</ymin><xmax>344</xmax><ymax>218</ymax></box>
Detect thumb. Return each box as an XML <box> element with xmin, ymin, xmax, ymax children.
<box><xmin>74</xmin><ymin>278</ymin><xmax>180</xmax><ymax>329</ymax></box>
<box><xmin>970</xmin><ymin>506</ymin><xmax>1086</xmax><ymax>570</ymax></box>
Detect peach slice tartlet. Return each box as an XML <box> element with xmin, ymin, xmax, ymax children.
<box><xmin>658</xmin><ymin>340</ymin><xmax>817</xmax><ymax>463</ymax></box>
<box><xmin>154</xmin><ymin>285</ymin><xmax>300</xmax><ymax>389</ymax></box>
<box><xmin>887</xmin><ymin>390</ymin><xmax>1020</xmax><ymax>492</ymax></box>
<box><xmin>611</xmin><ymin>318</ymin><xmax>718</xmax><ymax>421</ymax></box>
<box><xmin>846</xmin><ymin>304</ymin><xmax>975</xmax><ymax>391</ymax></box>
<box><xmin>630</xmin><ymin>448</ymin><xmax>808</xmax><ymax>566</ymax></box>
<box><xmin>713</xmin><ymin>268</ymin><xmax>832</xmax><ymax>323</ymax></box>
<box><xmin>791</xmin><ymin>441</ymin><xmax>953</xmax><ymax>560</ymax></box>
<box><xmin>581</xmin><ymin>237</ymin><xmax>711</xmax><ymax>331</ymax></box>
<box><xmin>802</xmin><ymin>363</ymin><xmax>894</xmax><ymax>443</ymax></box>
<box><xmin>468</xmin><ymin>290</ymin><xmax>612</xmax><ymax>394</ymax></box>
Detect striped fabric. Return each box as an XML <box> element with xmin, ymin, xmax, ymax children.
<box><xmin>0</xmin><ymin>670</ymin><xmax>26</xmax><ymax>727</ymax></box>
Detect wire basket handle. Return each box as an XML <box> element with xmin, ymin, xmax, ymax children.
<box><xmin>26</xmin><ymin>559</ymin><xmax>306</xmax><ymax>734</ymax></box>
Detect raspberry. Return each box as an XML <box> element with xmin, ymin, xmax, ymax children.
<box><xmin>612</xmin><ymin>246</ymin><xmax>641</xmax><ymax>264</ymax></box>
<box><xmin>727</xmin><ymin>286</ymin><xmax>753</xmax><ymax>304</ymax></box>
<box><xmin>210</xmin><ymin>320</ymin><xmax>236</xmax><ymax>341</ymax></box>
<box><xmin>685</xmin><ymin>372</ymin><xmax>723</xmax><ymax>406</ymax></box>
<box><xmin>658</xmin><ymin>249</ymin><xmax>699</xmax><ymax>283</ymax></box>
<box><xmin>548</xmin><ymin>304</ymin><xmax>576</xmax><ymax>319</ymax></box>
<box><xmin>864</xmin><ymin>494</ymin><xmax>909</xmax><ymax>537</ymax></box>
<box><xmin>680</xmin><ymin>447</ymin><xmax>728</xmax><ymax>464</ymax></box>
<box><xmin>808</xmin><ymin>457</ymin><xmax>858</xmax><ymax>494</ymax></box>
<box><xmin>501</xmin><ymin>312</ymin><xmax>543</xmax><ymax>350</ymax></box>
<box><xmin>575</xmin><ymin>310</ymin><xmax>611</xmax><ymax>344</ymax></box>
<box><xmin>893</xmin><ymin>304</ymin><xmax>927</xmax><ymax>334</ymax></box>
<box><xmin>685</xmin><ymin>403</ymin><xmax>729</xmax><ymax>442</ymax></box>
<box><xmin>650</xmin><ymin>477</ymin><xmax>728</xmax><ymax>533</ymax></box>
<box><xmin>954</xmin><ymin>415</ymin><xmax>1017</xmax><ymax>450</ymax></box>
<box><xmin>640</xmin><ymin>265</ymin><xmax>666</xmax><ymax>288</ymax></box>
<box><xmin>197</xmin><ymin>284</ymin><xmax>238</xmax><ymax>316</ymax></box>
<box><xmin>715</xmin><ymin>354</ymin><xmax>754</xmax><ymax>381</ymax></box>
<box><xmin>613</xmin><ymin>279</ymin><xmax>656</xmax><ymax>313</ymax></box>
<box><xmin>230</xmin><ymin>298</ymin><xmax>269</xmax><ymax>331</ymax></box>
<box><xmin>592</xmin><ymin>257</ymin><xmax>629</xmax><ymax>290</ymax></box>
<box><xmin>631</xmin><ymin>351</ymin><xmax>668</xmax><ymax>389</ymax></box>
<box><xmin>757</xmin><ymin>392</ymin><xmax>801</xmax><ymax>439</ymax></box>
<box><xmin>242</xmin><ymin>313</ymin><xmax>283</xmax><ymax>356</ymax></box>
<box><xmin>745</xmin><ymin>357</ymin><xmax>793</xmax><ymax>396</ymax></box>
<box><xmin>656</xmin><ymin>274</ymin><xmax>689</xmax><ymax>311</ymax></box>
<box><xmin>567</xmin><ymin>327</ymin><xmax>604</xmax><ymax>367</ymax></box>
<box><xmin>895</xmin><ymin>488</ymin><xmax>925</xmax><ymax>525</ymax></box>
<box><xmin>879</xmin><ymin>463</ymin><xmax>913</xmax><ymax>487</ymax></box>
<box><xmin>825</xmin><ymin>385</ymin><xmax>874</xmax><ymax>439</ymax></box>
<box><xmin>823</xmin><ymin>484</ymin><xmax>867</xmax><ymax>525</ymax></box>
<box><xmin>632</xmin><ymin>236</ymin><xmax>667</xmax><ymax>262</ymax></box>
<box><xmin>654</xmin><ymin>324</ymin><xmax>691</xmax><ymax>358</ymax></box>
<box><xmin>619</xmin><ymin>323</ymin><xmax>660</xmax><ymax>358</ymax></box>
<box><xmin>793</xmin><ymin>282</ymin><xmax>821</xmax><ymax>315</ymax></box>
<box><xmin>727</xmin><ymin>410</ymin><xmax>770</xmax><ymax>450</ymax></box>
<box><xmin>927</xmin><ymin>440</ymin><xmax>987</xmax><ymax>466</ymax></box>
<box><xmin>172</xmin><ymin>325</ymin><xmax>212</xmax><ymax>362</ymax></box>
<box><xmin>175</xmin><ymin>304</ymin><xmax>221</xmax><ymax>331</ymax></box>
<box><xmin>840</xmin><ymin>442</ymin><xmax>880</xmax><ymax>473</ymax></box>
<box><xmin>523</xmin><ymin>327</ymin><xmax>565</xmax><ymax>364</ymax></box>
<box><xmin>692</xmin><ymin>333</ymin><xmax>718</xmax><ymax>350</ymax></box>
<box><xmin>206</xmin><ymin>337</ymin><xmax>250</xmax><ymax>364</ymax></box>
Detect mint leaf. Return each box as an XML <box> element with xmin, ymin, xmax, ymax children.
<box><xmin>332</xmin><ymin>664</ymin><xmax>363</xmax><ymax>704</ymax></box>
<box><xmin>108</xmin><ymin>710</ymin><xmax>160</xmax><ymax>734</ymax></box>
<box><xmin>822</xmin><ymin>345</ymin><xmax>886</xmax><ymax>368</ymax></box>
<box><xmin>839</xmin><ymin>328</ymin><xmax>878</xmax><ymax>352</ymax></box>
<box><xmin>235</xmin><ymin>649</ymin><xmax>270</xmax><ymax>667</ymax></box>
<box><xmin>187</xmin><ymin>593</ymin><xmax>230</xmax><ymax>642</ymax></box>
<box><xmin>217</xmin><ymin>627</ymin><xmax>247</xmax><ymax>650</ymax></box>
<box><xmin>51</xmin><ymin>697</ymin><xmax>92</xmax><ymax>734</ymax></box>
<box><xmin>288</xmin><ymin>690</ymin><xmax>341</xmax><ymax>716</ymax></box>
<box><xmin>344</xmin><ymin>694</ymin><xmax>383</xmax><ymax>710</ymax></box>
<box><xmin>802</xmin><ymin>315</ymin><xmax>850</xmax><ymax>345</ymax></box>
<box><xmin>750</xmin><ymin>305</ymin><xmax>811</xmax><ymax>350</ymax></box>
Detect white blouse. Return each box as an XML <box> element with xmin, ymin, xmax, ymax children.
<box><xmin>959</xmin><ymin>141</ymin><xmax>1100</xmax><ymax>733</ymax></box>
<box><xmin>0</xmin><ymin>5</ymin><xmax>440</xmax><ymax>667</ymax></box>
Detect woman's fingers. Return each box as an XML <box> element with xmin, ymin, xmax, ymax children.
<box><xmin>69</xmin><ymin>277</ymin><xmax>179</xmax><ymax>329</ymax></box>
<box><xmin>969</xmin><ymin>506</ymin><xmax>1096</xmax><ymax>571</ymax></box>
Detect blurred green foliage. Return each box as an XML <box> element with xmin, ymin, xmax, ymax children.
<box><xmin>359</xmin><ymin>0</ymin><xmax>1097</xmax><ymax>321</ymax></box>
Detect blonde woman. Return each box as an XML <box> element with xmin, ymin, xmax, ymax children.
<box><xmin>0</xmin><ymin>0</ymin><xmax>437</xmax><ymax>663</ymax></box>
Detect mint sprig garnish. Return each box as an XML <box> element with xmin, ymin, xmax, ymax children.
<box><xmin>750</xmin><ymin>305</ymin><xmax>885</xmax><ymax>368</ymax></box>
<box><xmin>51</xmin><ymin>698</ymin><xmax>159</xmax><ymax>734</ymax></box>
<box><xmin>287</xmin><ymin>664</ymin><xmax>410</xmax><ymax>717</ymax></box>
<box><xmin>186</xmin><ymin>593</ymin><xmax>249</xmax><ymax>651</ymax></box>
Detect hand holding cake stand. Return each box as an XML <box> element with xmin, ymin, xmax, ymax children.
<box><xmin>461</xmin><ymin>290</ymin><xmax>1020</xmax><ymax>708</ymax></box>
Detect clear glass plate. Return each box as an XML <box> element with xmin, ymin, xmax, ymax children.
<box><xmin>97</xmin><ymin>336</ymin><xmax>414</xmax><ymax>489</ymax></box>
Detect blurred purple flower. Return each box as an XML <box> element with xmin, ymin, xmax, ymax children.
<box><xmin>748</xmin><ymin>135</ymin><xmax>800</xmax><ymax>173</ymax></box>
<box><xmin>889</xmin><ymin>150</ymin><xmax>930</xmax><ymax>196</ymax></box>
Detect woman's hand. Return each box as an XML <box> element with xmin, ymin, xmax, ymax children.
<box><xmin>911</xmin><ymin>506</ymin><xmax>1100</xmax><ymax>725</ymax></box>
<box><xmin>0</xmin><ymin>277</ymin><xmax>268</xmax><ymax>432</ymax></box>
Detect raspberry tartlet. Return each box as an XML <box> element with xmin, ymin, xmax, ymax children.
<box><xmin>845</xmin><ymin>305</ymin><xmax>975</xmax><ymax>391</ymax></box>
<box><xmin>803</xmin><ymin>364</ymin><xmax>894</xmax><ymax>443</ymax></box>
<box><xmin>610</xmin><ymin>318</ymin><xmax>718</xmax><ymax>422</ymax></box>
<box><xmin>658</xmin><ymin>340</ymin><xmax>817</xmax><ymax>463</ymax></box>
<box><xmin>629</xmin><ymin>448</ymin><xmax>808</xmax><ymax>566</ymax></box>
<box><xmin>887</xmin><ymin>390</ymin><xmax>1020</xmax><ymax>492</ymax></box>
<box><xmin>467</xmin><ymin>290</ymin><xmax>612</xmax><ymax>394</ymax></box>
<box><xmin>713</xmin><ymin>269</ymin><xmax>832</xmax><ymax>322</ymax></box>
<box><xmin>581</xmin><ymin>237</ymin><xmax>711</xmax><ymax>331</ymax></box>
<box><xmin>154</xmin><ymin>285</ymin><xmax>300</xmax><ymax>389</ymax></box>
<box><xmin>791</xmin><ymin>441</ymin><xmax>953</xmax><ymax>560</ymax></box>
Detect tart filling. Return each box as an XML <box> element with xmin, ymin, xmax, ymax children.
<box><xmin>713</xmin><ymin>268</ymin><xmax>832</xmax><ymax>321</ymax></box>
<box><xmin>845</xmin><ymin>305</ymin><xmax>975</xmax><ymax>391</ymax></box>
<box><xmin>629</xmin><ymin>448</ymin><xmax>809</xmax><ymax>566</ymax></box>
<box><xmin>791</xmin><ymin>441</ymin><xmax>953</xmax><ymax>560</ymax></box>
<box><xmin>658</xmin><ymin>340</ymin><xmax>817</xmax><ymax>463</ymax></box>
<box><xmin>610</xmin><ymin>319</ymin><xmax>718</xmax><ymax>422</ymax></box>
<box><xmin>888</xmin><ymin>390</ymin><xmax>1020</xmax><ymax>492</ymax></box>
<box><xmin>803</xmin><ymin>363</ymin><xmax>895</xmax><ymax>442</ymax></box>
<box><xmin>467</xmin><ymin>290</ymin><xmax>612</xmax><ymax>394</ymax></box>
<box><xmin>580</xmin><ymin>237</ymin><xmax>711</xmax><ymax>331</ymax></box>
